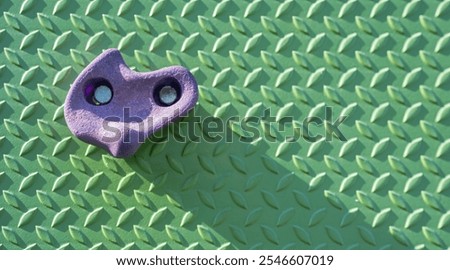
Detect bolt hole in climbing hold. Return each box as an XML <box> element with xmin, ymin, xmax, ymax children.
<box><xmin>84</xmin><ymin>78</ymin><xmax>113</xmax><ymax>106</ymax></box>
<box><xmin>154</xmin><ymin>77</ymin><xmax>181</xmax><ymax>106</ymax></box>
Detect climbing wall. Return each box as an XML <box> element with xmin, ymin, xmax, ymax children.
<box><xmin>1</xmin><ymin>0</ymin><xmax>450</xmax><ymax>250</ymax></box>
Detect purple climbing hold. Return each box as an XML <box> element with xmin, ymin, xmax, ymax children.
<box><xmin>64</xmin><ymin>48</ymin><xmax>198</xmax><ymax>158</ymax></box>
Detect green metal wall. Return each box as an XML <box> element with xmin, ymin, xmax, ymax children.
<box><xmin>0</xmin><ymin>0</ymin><xmax>449</xmax><ymax>249</ymax></box>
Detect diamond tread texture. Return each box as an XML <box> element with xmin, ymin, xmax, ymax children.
<box><xmin>0</xmin><ymin>0</ymin><xmax>450</xmax><ymax>250</ymax></box>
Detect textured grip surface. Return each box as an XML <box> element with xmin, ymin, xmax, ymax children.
<box><xmin>0</xmin><ymin>0</ymin><xmax>449</xmax><ymax>250</ymax></box>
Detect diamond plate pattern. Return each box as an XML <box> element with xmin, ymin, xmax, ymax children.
<box><xmin>1</xmin><ymin>0</ymin><xmax>450</xmax><ymax>250</ymax></box>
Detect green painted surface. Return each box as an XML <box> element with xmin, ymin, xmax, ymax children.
<box><xmin>1</xmin><ymin>0</ymin><xmax>450</xmax><ymax>250</ymax></box>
